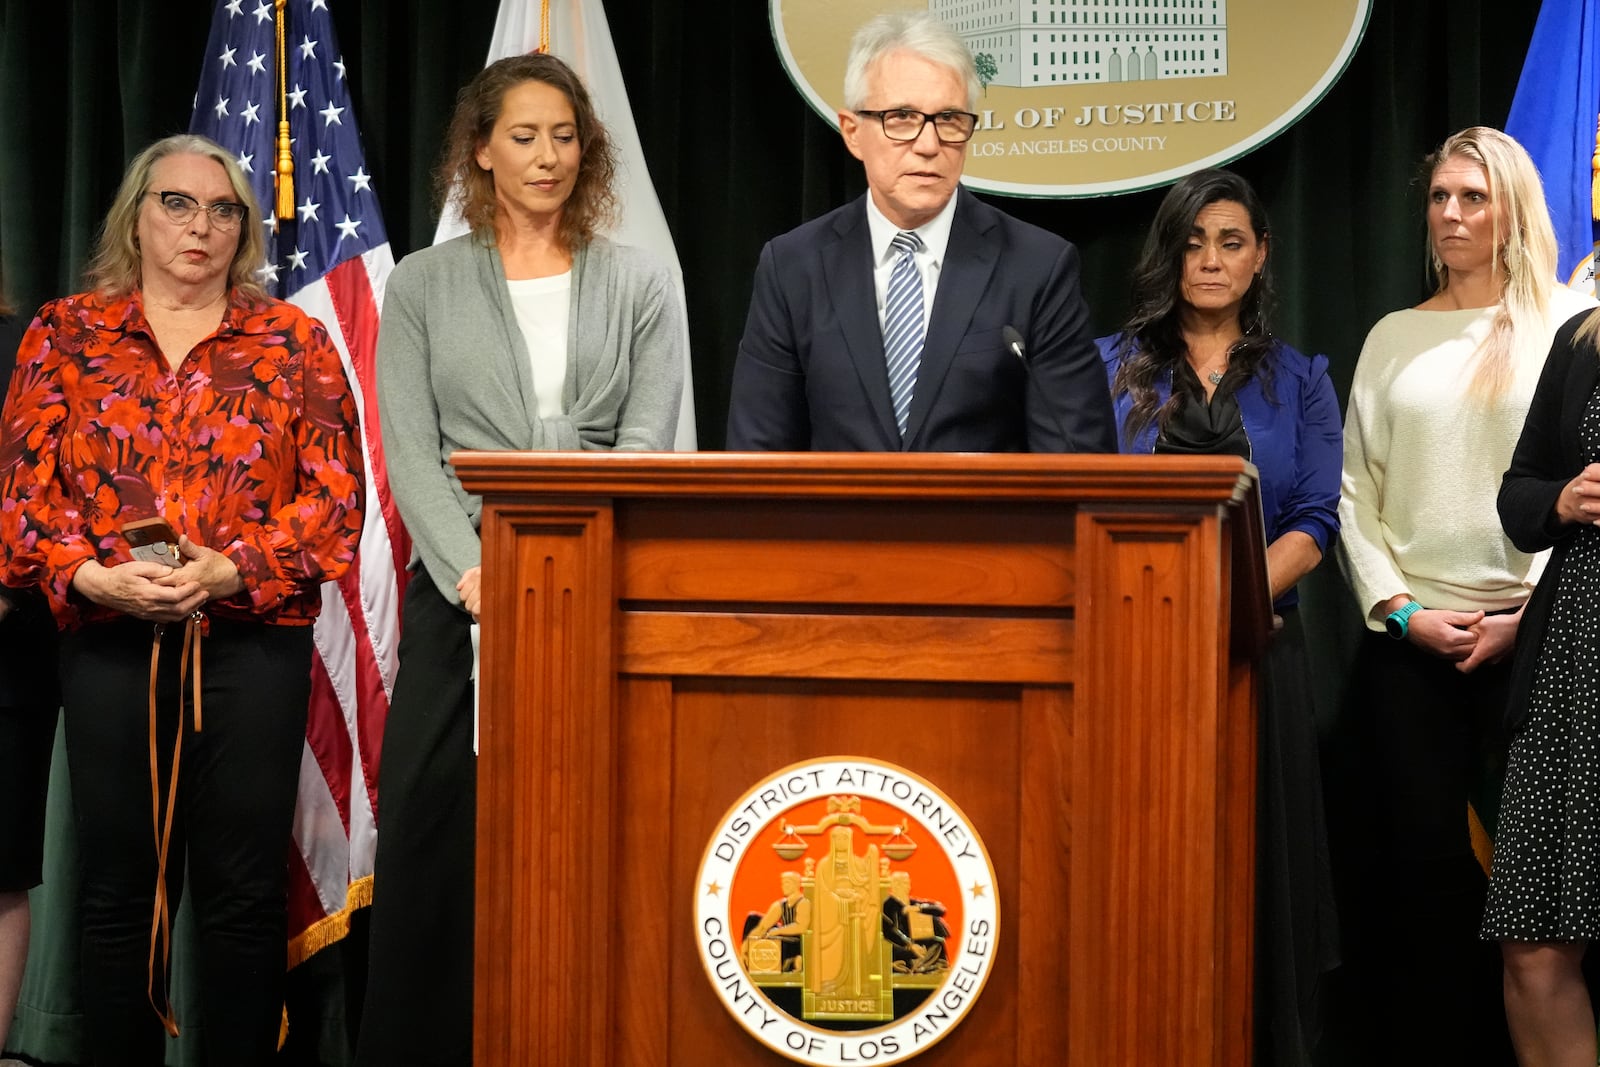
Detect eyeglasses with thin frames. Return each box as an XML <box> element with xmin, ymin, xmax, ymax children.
<box><xmin>854</xmin><ymin>109</ymin><xmax>980</xmax><ymax>144</ymax></box>
<box><xmin>147</xmin><ymin>190</ymin><xmax>249</xmax><ymax>231</ymax></box>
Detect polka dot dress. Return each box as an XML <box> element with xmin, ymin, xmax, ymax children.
<box><xmin>1482</xmin><ymin>389</ymin><xmax>1600</xmax><ymax>942</ymax></box>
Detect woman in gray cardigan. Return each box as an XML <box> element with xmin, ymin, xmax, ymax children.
<box><xmin>356</xmin><ymin>53</ymin><xmax>683</xmax><ymax>1066</ymax></box>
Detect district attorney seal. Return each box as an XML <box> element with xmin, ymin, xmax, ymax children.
<box><xmin>695</xmin><ymin>758</ymin><xmax>1000</xmax><ymax>1065</ymax></box>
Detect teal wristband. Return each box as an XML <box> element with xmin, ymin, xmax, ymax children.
<box><xmin>1385</xmin><ymin>600</ymin><xmax>1423</xmax><ymax>640</ymax></box>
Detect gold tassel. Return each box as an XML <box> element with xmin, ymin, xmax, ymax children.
<box><xmin>275</xmin><ymin>0</ymin><xmax>294</xmax><ymax>221</ymax></box>
<box><xmin>1592</xmin><ymin>111</ymin><xmax>1600</xmax><ymax>222</ymax></box>
<box><xmin>538</xmin><ymin>0</ymin><xmax>551</xmax><ymax>53</ymax></box>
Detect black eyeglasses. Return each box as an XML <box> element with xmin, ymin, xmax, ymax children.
<box><xmin>854</xmin><ymin>109</ymin><xmax>980</xmax><ymax>144</ymax></box>
<box><xmin>148</xmin><ymin>190</ymin><xmax>248</xmax><ymax>230</ymax></box>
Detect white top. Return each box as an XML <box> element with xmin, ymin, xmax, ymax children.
<box><xmin>506</xmin><ymin>272</ymin><xmax>572</xmax><ymax>420</ymax></box>
<box><xmin>865</xmin><ymin>192</ymin><xmax>957</xmax><ymax>335</ymax></box>
<box><xmin>1338</xmin><ymin>285</ymin><xmax>1596</xmax><ymax>629</ymax></box>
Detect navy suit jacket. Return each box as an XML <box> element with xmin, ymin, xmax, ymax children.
<box><xmin>726</xmin><ymin>188</ymin><xmax>1116</xmax><ymax>452</ymax></box>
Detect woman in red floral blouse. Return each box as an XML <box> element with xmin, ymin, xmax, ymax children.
<box><xmin>0</xmin><ymin>134</ymin><xmax>364</xmax><ymax>1065</ymax></box>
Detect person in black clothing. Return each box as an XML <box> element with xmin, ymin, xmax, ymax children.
<box><xmin>0</xmin><ymin>279</ymin><xmax>60</xmax><ymax>1048</ymax></box>
<box><xmin>880</xmin><ymin>871</ymin><xmax>948</xmax><ymax>974</ymax></box>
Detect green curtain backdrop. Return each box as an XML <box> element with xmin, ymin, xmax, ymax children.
<box><xmin>0</xmin><ymin>1</ymin><xmax>1545</xmax><ymax>1064</ymax></box>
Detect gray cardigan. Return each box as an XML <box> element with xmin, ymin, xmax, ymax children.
<box><xmin>377</xmin><ymin>233</ymin><xmax>684</xmax><ymax>602</ymax></box>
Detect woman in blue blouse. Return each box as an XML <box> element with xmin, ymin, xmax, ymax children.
<box><xmin>1100</xmin><ymin>168</ymin><xmax>1342</xmax><ymax>1067</ymax></box>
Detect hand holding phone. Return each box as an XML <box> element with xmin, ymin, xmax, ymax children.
<box><xmin>122</xmin><ymin>516</ymin><xmax>181</xmax><ymax>568</ymax></box>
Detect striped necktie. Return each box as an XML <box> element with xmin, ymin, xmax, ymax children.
<box><xmin>883</xmin><ymin>230</ymin><xmax>925</xmax><ymax>439</ymax></box>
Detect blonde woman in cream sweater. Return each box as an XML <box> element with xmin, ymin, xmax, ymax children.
<box><xmin>1336</xmin><ymin>126</ymin><xmax>1594</xmax><ymax>1066</ymax></box>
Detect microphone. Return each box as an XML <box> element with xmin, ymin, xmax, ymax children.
<box><xmin>1002</xmin><ymin>325</ymin><xmax>1026</xmax><ymax>363</ymax></box>
<box><xmin>1004</xmin><ymin>325</ymin><xmax>1081</xmax><ymax>453</ymax></box>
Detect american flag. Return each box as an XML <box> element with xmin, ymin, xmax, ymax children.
<box><xmin>189</xmin><ymin>0</ymin><xmax>407</xmax><ymax>966</ymax></box>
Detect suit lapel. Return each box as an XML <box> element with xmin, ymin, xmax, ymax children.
<box><xmin>821</xmin><ymin>199</ymin><xmax>900</xmax><ymax>447</ymax></box>
<box><xmin>903</xmin><ymin>188</ymin><xmax>998</xmax><ymax>448</ymax></box>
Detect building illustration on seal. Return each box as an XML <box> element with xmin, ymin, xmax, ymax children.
<box><xmin>929</xmin><ymin>0</ymin><xmax>1229</xmax><ymax>86</ymax></box>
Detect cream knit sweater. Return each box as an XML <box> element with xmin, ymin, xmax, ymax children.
<box><xmin>1338</xmin><ymin>286</ymin><xmax>1596</xmax><ymax>630</ymax></box>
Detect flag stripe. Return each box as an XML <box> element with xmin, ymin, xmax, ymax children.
<box><xmin>323</xmin><ymin>258</ymin><xmax>409</xmax><ymax>581</ymax></box>
<box><xmin>191</xmin><ymin>0</ymin><xmax>406</xmax><ymax>967</ymax></box>
<box><xmin>305</xmin><ymin>617</ymin><xmax>356</xmax><ymax>831</ymax></box>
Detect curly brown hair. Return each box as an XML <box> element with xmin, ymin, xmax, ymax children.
<box><xmin>437</xmin><ymin>53</ymin><xmax>619</xmax><ymax>251</ymax></box>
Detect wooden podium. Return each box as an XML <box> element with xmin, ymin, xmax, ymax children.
<box><xmin>453</xmin><ymin>452</ymin><xmax>1269</xmax><ymax>1067</ymax></box>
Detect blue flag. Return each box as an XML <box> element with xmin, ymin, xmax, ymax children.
<box><xmin>1507</xmin><ymin>0</ymin><xmax>1600</xmax><ymax>293</ymax></box>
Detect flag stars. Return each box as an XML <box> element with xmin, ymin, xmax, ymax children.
<box><xmin>298</xmin><ymin>197</ymin><xmax>322</xmax><ymax>223</ymax></box>
<box><xmin>225</xmin><ymin>0</ymin><xmax>243</xmax><ymax>15</ymax></box>
<box><xmin>213</xmin><ymin>96</ymin><xmax>230</xmax><ymax>119</ymax></box>
<box><xmin>287</xmin><ymin>249</ymin><xmax>309</xmax><ymax>271</ymax></box>
<box><xmin>287</xmin><ymin>84</ymin><xmax>308</xmax><ymax>110</ymax></box>
<box><xmin>219</xmin><ymin>44</ymin><xmax>237</xmax><ymax>69</ymax></box>
<box><xmin>333</xmin><ymin>57</ymin><xmax>346</xmax><ymax>81</ymax></box>
<box><xmin>257</xmin><ymin>262</ymin><xmax>280</xmax><ymax>285</ymax></box>
<box><xmin>299</xmin><ymin>35</ymin><xmax>318</xmax><ymax>60</ymax></box>
<box><xmin>246</xmin><ymin>51</ymin><xmax>266</xmax><ymax>76</ymax></box>
<box><xmin>241</xmin><ymin>101</ymin><xmax>261</xmax><ymax>126</ymax></box>
<box><xmin>237</xmin><ymin>152</ymin><xmax>254</xmax><ymax>174</ymax></box>
<box><xmin>252</xmin><ymin>1</ymin><xmax>272</xmax><ymax>24</ymax></box>
<box><xmin>310</xmin><ymin>149</ymin><xmax>332</xmax><ymax>175</ymax></box>
<box><xmin>319</xmin><ymin>101</ymin><xmax>344</xmax><ymax>127</ymax></box>
<box><xmin>335</xmin><ymin>214</ymin><xmax>362</xmax><ymax>242</ymax></box>
<box><xmin>347</xmin><ymin>167</ymin><xmax>373</xmax><ymax>194</ymax></box>
<box><xmin>310</xmin><ymin>0</ymin><xmax>328</xmax><ymax>9</ymax></box>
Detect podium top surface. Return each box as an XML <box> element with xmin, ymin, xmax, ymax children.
<box><xmin>452</xmin><ymin>450</ymin><xmax>1260</xmax><ymax>506</ymax></box>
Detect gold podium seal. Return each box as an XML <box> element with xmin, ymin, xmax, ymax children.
<box><xmin>695</xmin><ymin>758</ymin><xmax>999</xmax><ymax>1065</ymax></box>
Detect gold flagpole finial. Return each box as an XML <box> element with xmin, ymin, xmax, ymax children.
<box><xmin>275</xmin><ymin>0</ymin><xmax>294</xmax><ymax>222</ymax></box>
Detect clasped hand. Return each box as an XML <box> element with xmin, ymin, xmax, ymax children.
<box><xmin>1558</xmin><ymin>463</ymin><xmax>1600</xmax><ymax>527</ymax></box>
<box><xmin>1407</xmin><ymin>606</ymin><xmax>1519</xmax><ymax>673</ymax></box>
<box><xmin>72</xmin><ymin>536</ymin><xmax>244</xmax><ymax>623</ymax></box>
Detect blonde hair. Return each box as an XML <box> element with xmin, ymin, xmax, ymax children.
<box><xmin>83</xmin><ymin>134</ymin><xmax>266</xmax><ymax>300</ymax></box>
<box><xmin>1573</xmin><ymin>306</ymin><xmax>1600</xmax><ymax>350</ymax></box>
<box><xmin>1423</xmin><ymin>127</ymin><xmax>1557</xmax><ymax>400</ymax></box>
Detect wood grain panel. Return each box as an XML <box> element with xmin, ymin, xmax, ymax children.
<box><xmin>611</xmin><ymin>678</ymin><xmax>675</xmax><ymax>1067</ymax></box>
<box><xmin>619</xmin><ymin>611</ymin><xmax>1072</xmax><ymax>683</ymax></box>
<box><xmin>1070</xmin><ymin>507</ymin><xmax>1252</xmax><ymax>1067</ymax></box>
<box><xmin>616</xmin><ymin>501</ymin><xmax>1075</xmax><ymax>607</ymax></box>
<box><xmin>662</xmin><ymin>680</ymin><xmax>1023</xmax><ymax>1066</ymax></box>
<box><xmin>1017</xmin><ymin>685</ymin><xmax>1073</xmax><ymax>1065</ymax></box>
<box><xmin>475</xmin><ymin>505</ymin><xmax>616</xmax><ymax>1067</ymax></box>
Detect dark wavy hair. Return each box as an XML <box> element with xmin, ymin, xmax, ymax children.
<box><xmin>1110</xmin><ymin>168</ymin><xmax>1275</xmax><ymax>445</ymax></box>
<box><xmin>436</xmin><ymin>52</ymin><xmax>619</xmax><ymax>251</ymax></box>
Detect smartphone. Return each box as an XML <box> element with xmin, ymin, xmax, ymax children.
<box><xmin>122</xmin><ymin>516</ymin><xmax>181</xmax><ymax>568</ymax></box>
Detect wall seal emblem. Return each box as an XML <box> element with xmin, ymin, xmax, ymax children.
<box><xmin>771</xmin><ymin>0</ymin><xmax>1373</xmax><ymax>197</ymax></box>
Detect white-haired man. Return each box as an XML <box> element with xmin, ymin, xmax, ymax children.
<box><xmin>727</xmin><ymin>11</ymin><xmax>1115</xmax><ymax>453</ymax></box>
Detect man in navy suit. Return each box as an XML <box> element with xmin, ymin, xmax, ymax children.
<box><xmin>726</xmin><ymin>11</ymin><xmax>1116</xmax><ymax>453</ymax></box>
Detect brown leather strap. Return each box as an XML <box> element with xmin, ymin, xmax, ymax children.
<box><xmin>144</xmin><ymin>613</ymin><xmax>206</xmax><ymax>1038</ymax></box>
